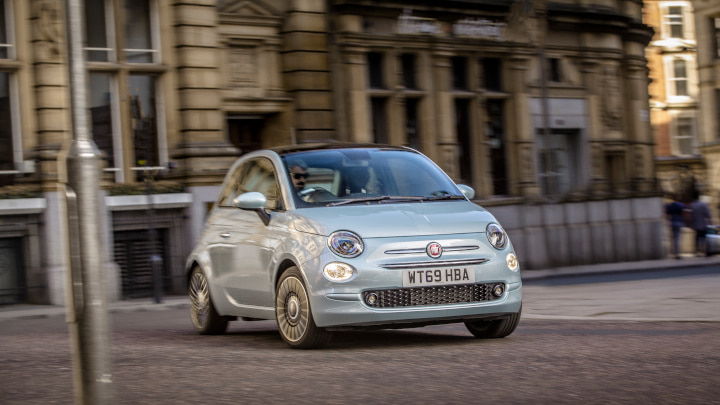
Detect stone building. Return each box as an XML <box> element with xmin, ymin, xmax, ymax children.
<box><xmin>691</xmin><ymin>0</ymin><xmax>720</xmax><ymax>221</ymax></box>
<box><xmin>645</xmin><ymin>0</ymin><xmax>705</xmax><ymax>203</ymax></box>
<box><xmin>0</xmin><ymin>0</ymin><xmax>664</xmax><ymax>306</ymax></box>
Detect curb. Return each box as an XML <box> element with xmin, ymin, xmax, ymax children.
<box><xmin>0</xmin><ymin>297</ymin><xmax>190</xmax><ymax>322</ymax></box>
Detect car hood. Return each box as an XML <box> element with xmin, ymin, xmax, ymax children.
<box><xmin>289</xmin><ymin>201</ymin><xmax>498</xmax><ymax>238</ymax></box>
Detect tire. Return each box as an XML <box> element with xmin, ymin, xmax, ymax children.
<box><xmin>275</xmin><ymin>267</ymin><xmax>332</xmax><ymax>349</ymax></box>
<box><xmin>188</xmin><ymin>267</ymin><xmax>228</xmax><ymax>335</ymax></box>
<box><xmin>464</xmin><ymin>306</ymin><xmax>521</xmax><ymax>339</ymax></box>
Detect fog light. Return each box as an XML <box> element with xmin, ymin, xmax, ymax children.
<box><xmin>492</xmin><ymin>284</ymin><xmax>505</xmax><ymax>297</ymax></box>
<box><xmin>506</xmin><ymin>253</ymin><xmax>519</xmax><ymax>271</ymax></box>
<box><xmin>323</xmin><ymin>262</ymin><xmax>355</xmax><ymax>282</ymax></box>
<box><xmin>367</xmin><ymin>293</ymin><xmax>378</xmax><ymax>305</ymax></box>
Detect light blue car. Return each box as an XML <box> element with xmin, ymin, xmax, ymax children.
<box><xmin>186</xmin><ymin>144</ymin><xmax>522</xmax><ymax>348</ymax></box>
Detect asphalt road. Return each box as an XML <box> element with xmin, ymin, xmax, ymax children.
<box><xmin>2</xmin><ymin>267</ymin><xmax>719</xmax><ymax>404</ymax></box>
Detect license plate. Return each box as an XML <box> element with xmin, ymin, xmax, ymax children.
<box><xmin>402</xmin><ymin>267</ymin><xmax>475</xmax><ymax>287</ymax></box>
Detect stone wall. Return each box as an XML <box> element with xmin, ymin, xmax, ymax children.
<box><xmin>486</xmin><ymin>196</ymin><xmax>665</xmax><ymax>270</ymax></box>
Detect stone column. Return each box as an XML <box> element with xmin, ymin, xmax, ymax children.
<box><xmin>173</xmin><ymin>0</ymin><xmax>238</xmax><ymax>186</ymax></box>
<box><xmin>431</xmin><ymin>52</ymin><xmax>458</xmax><ymax>179</ymax></box>
<box><xmin>282</xmin><ymin>0</ymin><xmax>335</xmax><ymax>142</ymax></box>
<box><xmin>343</xmin><ymin>47</ymin><xmax>371</xmax><ymax>143</ymax></box>
<box><xmin>31</xmin><ymin>0</ymin><xmax>69</xmax><ymax>191</ymax></box>
<box><xmin>625</xmin><ymin>62</ymin><xmax>655</xmax><ymax>192</ymax></box>
<box><xmin>29</xmin><ymin>0</ymin><xmax>71</xmax><ymax>305</ymax></box>
<box><xmin>581</xmin><ymin>59</ymin><xmax>608</xmax><ymax>193</ymax></box>
<box><xmin>387</xmin><ymin>51</ymin><xmax>404</xmax><ymax>146</ymax></box>
<box><xmin>506</xmin><ymin>55</ymin><xmax>540</xmax><ymax>197</ymax></box>
<box><xmin>417</xmin><ymin>50</ymin><xmax>437</xmax><ymax>162</ymax></box>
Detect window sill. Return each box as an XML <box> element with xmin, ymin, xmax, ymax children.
<box><xmin>0</xmin><ymin>198</ymin><xmax>46</xmax><ymax>215</ymax></box>
<box><xmin>106</xmin><ymin>193</ymin><xmax>193</xmax><ymax>211</ymax></box>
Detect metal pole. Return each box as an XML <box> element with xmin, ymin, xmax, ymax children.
<box><xmin>64</xmin><ymin>0</ymin><xmax>114</xmax><ymax>403</ymax></box>
<box><xmin>145</xmin><ymin>169</ymin><xmax>163</xmax><ymax>304</ymax></box>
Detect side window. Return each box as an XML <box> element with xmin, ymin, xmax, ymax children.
<box><xmin>218</xmin><ymin>158</ymin><xmax>282</xmax><ymax>210</ymax></box>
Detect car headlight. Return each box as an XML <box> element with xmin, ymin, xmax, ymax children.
<box><xmin>328</xmin><ymin>231</ymin><xmax>364</xmax><ymax>258</ymax></box>
<box><xmin>486</xmin><ymin>223</ymin><xmax>507</xmax><ymax>249</ymax></box>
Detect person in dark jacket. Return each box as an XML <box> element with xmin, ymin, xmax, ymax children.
<box><xmin>688</xmin><ymin>191</ymin><xmax>711</xmax><ymax>256</ymax></box>
<box><xmin>665</xmin><ymin>194</ymin><xmax>685</xmax><ymax>259</ymax></box>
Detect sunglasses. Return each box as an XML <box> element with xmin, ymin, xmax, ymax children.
<box><xmin>292</xmin><ymin>173</ymin><xmax>308</xmax><ymax>180</ymax></box>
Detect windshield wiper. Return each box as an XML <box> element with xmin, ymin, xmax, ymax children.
<box><xmin>328</xmin><ymin>196</ymin><xmax>424</xmax><ymax>207</ymax></box>
<box><xmin>422</xmin><ymin>195</ymin><xmax>466</xmax><ymax>201</ymax></box>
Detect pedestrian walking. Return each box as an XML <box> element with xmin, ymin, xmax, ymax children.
<box><xmin>665</xmin><ymin>193</ymin><xmax>685</xmax><ymax>259</ymax></box>
<box><xmin>688</xmin><ymin>191</ymin><xmax>711</xmax><ymax>256</ymax></box>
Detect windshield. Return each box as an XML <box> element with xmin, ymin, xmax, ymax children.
<box><xmin>282</xmin><ymin>148</ymin><xmax>465</xmax><ymax>207</ymax></box>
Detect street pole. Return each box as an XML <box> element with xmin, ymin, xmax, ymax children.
<box><xmin>64</xmin><ymin>0</ymin><xmax>114</xmax><ymax>403</ymax></box>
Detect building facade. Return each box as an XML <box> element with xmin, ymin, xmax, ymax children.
<box><xmin>645</xmin><ymin>0</ymin><xmax>704</xmax><ymax>201</ymax></box>
<box><xmin>0</xmin><ymin>0</ymin><xmax>664</xmax><ymax>306</ymax></box>
<box><xmin>691</xmin><ymin>0</ymin><xmax>720</xmax><ymax>221</ymax></box>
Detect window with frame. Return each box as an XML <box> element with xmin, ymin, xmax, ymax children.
<box><xmin>549</xmin><ymin>58</ymin><xmax>562</xmax><ymax>83</ymax></box>
<box><xmin>371</xmin><ymin>97</ymin><xmax>388</xmax><ymax>144</ymax></box>
<box><xmin>0</xmin><ymin>0</ymin><xmax>19</xmax><ymax>184</ymax></box>
<box><xmin>669</xmin><ymin>58</ymin><xmax>689</xmax><ymax>97</ymax></box>
<box><xmin>452</xmin><ymin>57</ymin><xmax>468</xmax><ymax>91</ymax></box>
<box><xmin>674</xmin><ymin>116</ymin><xmax>695</xmax><ymax>156</ymax></box>
<box><xmin>482</xmin><ymin>58</ymin><xmax>502</xmax><ymax>92</ymax></box>
<box><xmin>405</xmin><ymin>98</ymin><xmax>419</xmax><ymax>151</ymax></box>
<box><xmin>89</xmin><ymin>73</ymin><xmax>117</xmax><ymax>167</ymax></box>
<box><xmin>401</xmin><ymin>53</ymin><xmax>417</xmax><ymax>89</ymax></box>
<box><xmin>455</xmin><ymin>98</ymin><xmax>471</xmax><ymax>185</ymax></box>
<box><xmin>367</xmin><ymin>52</ymin><xmax>384</xmax><ymax>89</ymax></box>
<box><xmin>0</xmin><ymin>0</ymin><xmax>14</xmax><ymax>60</ymax></box>
<box><xmin>0</xmin><ymin>72</ymin><xmax>17</xmax><ymax>175</ymax></box>
<box><xmin>537</xmin><ymin>129</ymin><xmax>581</xmax><ymax>195</ymax></box>
<box><xmin>85</xmin><ymin>0</ymin><xmax>165</xmax><ymax>182</ymax></box>
<box><xmin>663</xmin><ymin>5</ymin><xmax>685</xmax><ymax>39</ymax></box>
<box><xmin>129</xmin><ymin>75</ymin><xmax>159</xmax><ymax>169</ymax></box>
<box><xmin>84</xmin><ymin>0</ymin><xmax>159</xmax><ymax>63</ymax></box>
<box><xmin>486</xmin><ymin>99</ymin><xmax>508</xmax><ymax>195</ymax></box>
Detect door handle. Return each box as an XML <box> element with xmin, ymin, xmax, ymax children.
<box><xmin>219</xmin><ymin>232</ymin><xmax>231</xmax><ymax>239</ymax></box>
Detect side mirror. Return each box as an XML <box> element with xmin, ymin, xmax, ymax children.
<box><xmin>233</xmin><ymin>192</ymin><xmax>271</xmax><ymax>225</ymax></box>
<box><xmin>233</xmin><ymin>192</ymin><xmax>267</xmax><ymax>210</ymax></box>
<box><xmin>457</xmin><ymin>184</ymin><xmax>475</xmax><ymax>200</ymax></box>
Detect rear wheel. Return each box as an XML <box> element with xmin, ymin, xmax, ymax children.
<box><xmin>464</xmin><ymin>306</ymin><xmax>521</xmax><ymax>339</ymax></box>
<box><xmin>275</xmin><ymin>267</ymin><xmax>332</xmax><ymax>349</ymax></box>
<box><xmin>188</xmin><ymin>267</ymin><xmax>228</xmax><ymax>335</ymax></box>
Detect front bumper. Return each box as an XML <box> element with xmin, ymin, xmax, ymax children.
<box><xmin>299</xmin><ymin>232</ymin><xmax>522</xmax><ymax>328</ymax></box>
<box><xmin>311</xmin><ymin>281</ymin><xmax>522</xmax><ymax>328</ymax></box>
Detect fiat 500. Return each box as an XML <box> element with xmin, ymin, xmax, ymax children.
<box><xmin>186</xmin><ymin>144</ymin><xmax>522</xmax><ymax>348</ymax></box>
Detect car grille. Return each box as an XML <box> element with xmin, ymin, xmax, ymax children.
<box><xmin>362</xmin><ymin>283</ymin><xmax>503</xmax><ymax>308</ymax></box>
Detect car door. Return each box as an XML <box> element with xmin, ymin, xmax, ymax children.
<box><xmin>208</xmin><ymin>157</ymin><xmax>285</xmax><ymax>308</ymax></box>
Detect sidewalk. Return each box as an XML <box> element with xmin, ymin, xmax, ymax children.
<box><xmin>522</xmin><ymin>254</ymin><xmax>720</xmax><ymax>281</ymax></box>
<box><xmin>1</xmin><ymin>255</ymin><xmax>719</xmax><ymax>322</ymax></box>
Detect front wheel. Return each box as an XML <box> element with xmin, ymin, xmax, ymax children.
<box><xmin>275</xmin><ymin>267</ymin><xmax>332</xmax><ymax>349</ymax></box>
<box><xmin>464</xmin><ymin>306</ymin><xmax>521</xmax><ymax>339</ymax></box>
<box><xmin>188</xmin><ymin>267</ymin><xmax>228</xmax><ymax>335</ymax></box>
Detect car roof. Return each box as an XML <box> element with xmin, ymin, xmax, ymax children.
<box><xmin>270</xmin><ymin>142</ymin><xmax>413</xmax><ymax>156</ymax></box>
